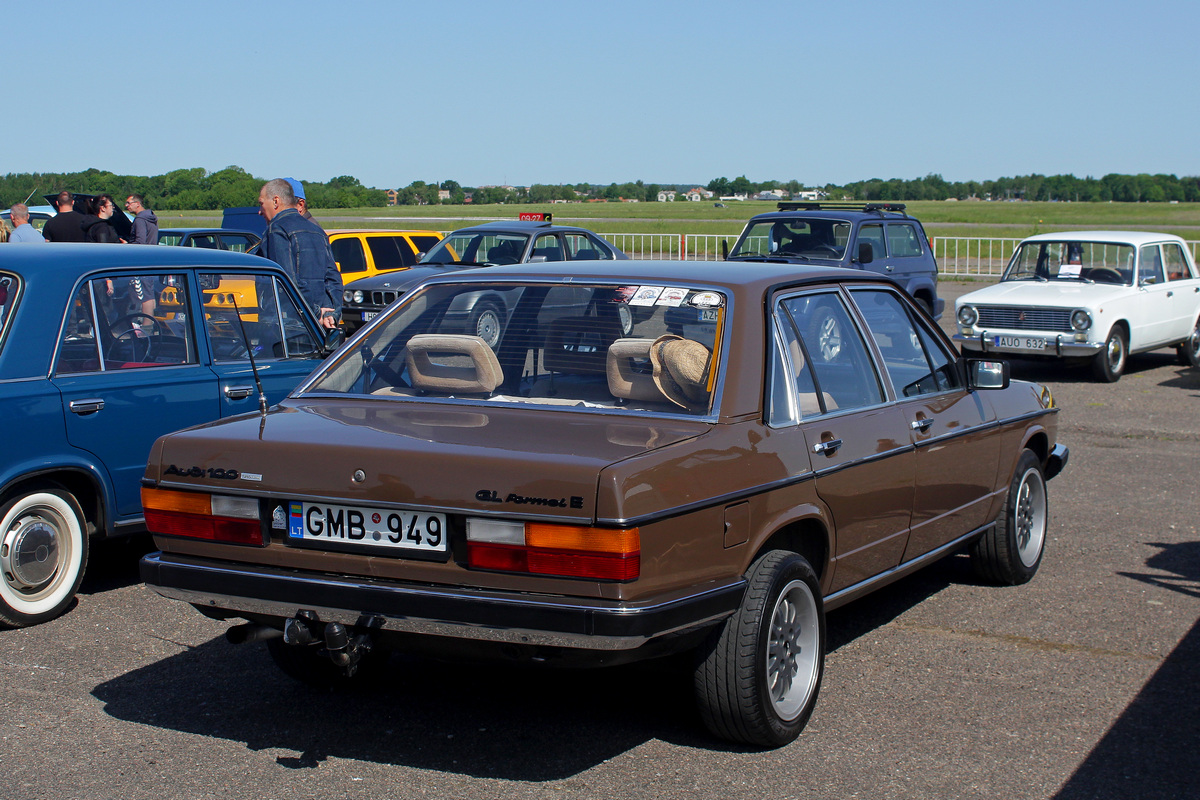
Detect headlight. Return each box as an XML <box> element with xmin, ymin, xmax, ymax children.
<box><xmin>353</xmin><ymin>290</ymin><xmax>365</xmax><ymax>304</ymax></box>
<box><xmin>1071</xmin><ymin>310</ymin><xmax>1092</xmax><ymax>331</ymax></box>
<box><xmin>957</xmin><ymin>305</ymin><xmax>978</xmax><ymax>326</ymax></box>
<box><xmin>342</xmin><ymin>289</ymin><xmax>353</xmax><ymax>303</ymax></box>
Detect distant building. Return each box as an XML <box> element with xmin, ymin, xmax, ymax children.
<box><xmin>657</xmin><ymin>190</ymin><xmax>677</xmax><ymax>202</ymax></box>
<box><xmin>386</xmin><ymin>189</ymin><xmax>399</xmax><ymax>205</ymax></box>
<box><xmin>791</xmin><ymin>190</ymin><xmax>827</xmax><ymax>201</ymax></box>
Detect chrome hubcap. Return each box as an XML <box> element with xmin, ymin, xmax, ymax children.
<box><xmin>476</xmin><ymin>311</ymin><xmax>500</xmax><ymax>347</ymax></box>
<box><xmin>766</xmin><ymin>580</ymin><xmax>820</xmax><ymax>719</ymax></box>
<box><xmin>1107</xmin><ymin>336</ymin><xmax>1123</xmax><ymax>369</ymax></box>
<box><xmin>818</xmin><ymin>317</ymin><xmax>841</xmax><ymax>361</ymax></box>
<box><xmin>2</xmin><ymin>513</ymin><xmax>62</xmax><ymax>591</ymax></box>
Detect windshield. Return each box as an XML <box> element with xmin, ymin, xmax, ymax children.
<box><xmin>1004</xmin><ymin>241</ymin><xmax>1135</xmax><ymax>285</ymax></box>
<box><xmin>420</xmin><ymin>232</ymin><xmax>529</xmax><ymax>265</ymax></box>
<box><xmin>0</xmin><ymin>271</ymin><xmax>18</xmax><ymax>348</ymax></box>
<box><xmin>731</xmin><ymin>218</ymin><xmax>851</xmax><ymax>259</ymax></box>
<box><xmin>306</xmin><ymin>281</ymin><xmax>726</xmax><ymax>416</ymax></box>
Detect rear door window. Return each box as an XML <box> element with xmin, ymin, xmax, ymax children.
<box><xmin>331</xmin><ymin>238</ymin><xmax>367</xmax><ymax>274</ymax></box>
<box><xmin>367</xmin><ymin>236</ymin><xmax>417</xmax><ymax>270</ymax></box>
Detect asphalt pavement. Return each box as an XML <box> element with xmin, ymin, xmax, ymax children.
<box><xmin>2</xmin><ymin>280</ymin><xmax>1197</xmax><ymax>800</ymax></box>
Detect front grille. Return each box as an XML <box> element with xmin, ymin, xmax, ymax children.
<box><xmin>976</xmin><ymin>305</ymin><xmax>1073</xmax><ymax>333</ymax></box>
<box><xmin>366</xmin><ymin>290</ymin><xmax>399</xmax><ymax>307</ymax></box>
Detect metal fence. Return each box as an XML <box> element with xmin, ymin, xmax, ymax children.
<box><xmin>439</xmin><ymin>230</ymin><xmax>1200</xmax><ymax>271</ymax></box>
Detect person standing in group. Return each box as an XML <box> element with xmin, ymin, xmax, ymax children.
<box><xmin>42</xmin><ymin>191</ymin><xmax>86</xmax><ymax>242</ymax></box>
<box><xmin>257</xmin><ymin>178</ymin><xmax>342</xmax><ymax>329</ymax></box>
<box><xmin>0</xmin><ymin>219</ymin><xmax>9</xmax><ymax>243</ymax></box>
<box><xmin>7</xmin><ymin>204</ymin><xmax>46</xmax><ymax>243</ymax></box>
<box><xmin>82</xmin><ymin>195</ymin><xmax>122</xmax><ymax>243</ymax></box>
<box><xmin>283</xmin><ymin>177</ymin><xmax>321</xmax><ymax>227</ymax></box>
<box><xmin>124</xmin><ymin>194</ymin><xmax>158</xmax><ymax>245</ymax></box>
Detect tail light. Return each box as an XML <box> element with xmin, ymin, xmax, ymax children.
<box><xmin>142</xmin><ymin>487</ymin><xmax>265</xmax><ymax>546</ymax></box>
<box><xmin>466</xmin><ymin>519</ymin><xmax>639</xmax><ymax>581</ymax></box>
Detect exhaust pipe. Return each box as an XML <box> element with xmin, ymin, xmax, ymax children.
<box><xmin>225</xmin><ymin>622</ymin><xmax>283</xmax><ymax>644</ymax></box>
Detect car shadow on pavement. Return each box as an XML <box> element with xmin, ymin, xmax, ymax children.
<box><xmin>90</xmin><ymin>557</ymin><xmax>984</xmax><ymax>774</ymax></box>
<box><xmin>77</xmin><ymin>534</ymin><xmax>156</xmax><ymax>596</ymax></box>
<box><xmin>1004</xmin><ymin>351</ymin><xmax>1182</xmax><ymax>384</ymax></box>
<box><xmin>1054</xmin><ymin>540</ymin><xmax>1200</xmax><ymax>800</ymax></box>
<box><xmin>91</xmin><ymin>635</ymin><xmax>718</xmax><ymax>779</ymax></box>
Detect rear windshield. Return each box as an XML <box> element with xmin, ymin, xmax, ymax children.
<box><xmin>306</xmin><ymin>281</ymin><xmax>727</xmax><ymax>416</ymax></box>
<box><xmin>0</xmin><ymin>271</ymin><xmax>20</xmax><ymax>351</ymax></box>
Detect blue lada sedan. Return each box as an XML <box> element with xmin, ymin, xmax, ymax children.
<box><xmin>0</xmin><ymin>245</ymin><xmax>341</xmax><ymax>626</ymax></box>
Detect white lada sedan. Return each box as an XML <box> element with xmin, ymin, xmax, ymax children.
<box><xmin>954</xmin><ymin>231</ymin><xmax>1200</xmax><ymax>381</ymax></box>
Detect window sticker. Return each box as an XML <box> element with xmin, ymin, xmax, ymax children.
<box><xmin>629</xmin><ymin>286</ymin><xmax>665</xmax><ymax>306</ymax></box>
<box><xmin>689</xmin><ymin>291</ymin><xmax>724</xmax><ymax>308</ymax></box>
<box><xmin>655</xmin><ymin>287</ymin><xmax>688</xmax><ymax>306</ymax></box>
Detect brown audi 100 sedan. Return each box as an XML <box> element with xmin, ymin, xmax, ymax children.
<box><xmin>140</xmin><ymin>260</ymin><xmax>1067</xmax><ymax>747</ymax></box>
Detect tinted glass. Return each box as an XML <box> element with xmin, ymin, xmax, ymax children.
<box><xmin>187</xmin><ymin>235</ymin><xmax>220</xmax><ymax>249</ymax></box>
<box><xmin>564</xmin><ymin>233</ymin><xmax>610</xmax><ymax>260</ymax></box>
<box><xmin>531</xmin><ymin>234</ymin><xmax>565</xmax><ymax>262</ymax></box>
<box><xmin>0</xmin><ymin>272</ymin><xmax>19</xmax><ymax>349</ymax></box>
<box><xmin>732</xmin><ymin>218</ymin><xmax>850</xmax><ymax>259</ymax></box>
<box><xmin>410</xmin><ymin>235</ymin><xmax>441</xmax><ymax>256</ymax></box>
<box><xmin>857</xmin><ymin>224</ymin><xmax>886</xmax><ymax>259</ymax></box>
<box><xmin>219</xmin><ymin>234</ymin><xmax>256</xmax><ymax>253</ymax></box>
<box><xmin>331</xmin><ymin>238</ymin><xmax>367</xmax><ymax>274</ymax></box>
<box><xmin>366</xmin><ymin>236</ymin><xmax>416</xmax><ymax>270</ymax></box>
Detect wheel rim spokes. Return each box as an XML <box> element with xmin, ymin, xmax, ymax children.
<box><xmin>1014</xmin><ymin>471</ymin><xmax>1047</xmax><ymax>567</ymax></box>
<box><xmin>766</xmin><ymin>581</ymin><xmax>820</xmax><ymax>719</ymax></box>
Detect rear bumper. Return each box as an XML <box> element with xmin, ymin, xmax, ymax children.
<box><xmin>140</xmin><ymin>552</ymin><xmax>744</xmax><ymax>651</ymax></box>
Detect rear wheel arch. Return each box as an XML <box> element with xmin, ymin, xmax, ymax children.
<box><xmin>751</xmin><ymin>516</ymin><xmax>830</xmax><ymax>585</ymax></box>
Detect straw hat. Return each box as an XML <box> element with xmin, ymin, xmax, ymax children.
<box><xmin>649</xmin><ymin>334</ymin><xmax>711</xmax><ymax>412</ymax></box>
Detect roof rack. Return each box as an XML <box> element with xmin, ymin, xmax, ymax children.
<box><xmin>776</xmin><ymin>201</ymin><xmax>908</xmax><ymax>216</ymax></box>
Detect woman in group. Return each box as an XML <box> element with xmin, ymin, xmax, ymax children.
<box><xmin>82</xmin><ymin>194</ymin><xmax>122</xmax><ymax>243</ymax></box>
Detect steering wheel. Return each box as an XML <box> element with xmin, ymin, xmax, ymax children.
<box><xmin>1088</xmin><ymin>266</ymin><xmax>1123</xmax><ymax>283</ymax></box>
<box><xmin>107</xmin><ymin>313</ymin><xmax>163</xmax><ymax>362</ymax></box>
<box><xmin>808</xmin><ymin>243</ymin><xmax>840</xmax><ymax>255</ymax></box>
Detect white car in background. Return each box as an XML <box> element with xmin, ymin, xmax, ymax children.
<box><xmin>954</xmin><ymin>231</ymin><xmax>1200</xmax><ymax>381</ymax></box>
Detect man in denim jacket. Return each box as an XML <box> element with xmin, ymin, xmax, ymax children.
<box><xmin>258</xmin><ymin>178</ymin><xmax>342</xmax><ymax>328</ymax></box>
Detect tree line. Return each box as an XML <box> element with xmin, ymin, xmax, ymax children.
<box><xmin>3</xmin><ymin>167</ymin><xmax>1199</xmax><ymax>209</ymax></box>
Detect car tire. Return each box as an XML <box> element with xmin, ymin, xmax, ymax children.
<box><xmin>1175</xmin><ymin>318</ymin><xmax>1200</xmax><ymax>368</ymax></box>
<box><xmin>1090</xmin><ymin>327</ymin><xmax>1127</xmax><ymax>382</ymax></box>
<box><xmin>0</xmin><ymin>487</ymin><xmax>89</xmax><ymax>627</ymax></box>
<box><xmin>808</xmin><ymin>305</ymin><xmax>842</xmax><ymax>363</ymax></box>
<box><xmin>468</xmin><ymin>302</ymin><xmax>503</xmax><ymax>349</ymax></box>
<box><xmin>266</xmin><ymin>636</ymin><xmax>386</xmax><ymax>690</ymax></box>
<box><xmin>693</xmin><ymin>550</ymin><xmax>825</xmax><ymax>747</ymax></box>
<box><xmin>970</xmin><ymin>449</ymin><xmax>1046</xmax><ymax>585</ymax></box>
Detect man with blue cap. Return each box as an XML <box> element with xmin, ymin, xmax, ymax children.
<box><xmin>258</xmin><ymin>178</ymin><xmax>342</xmax><ymax>329</ymax></box>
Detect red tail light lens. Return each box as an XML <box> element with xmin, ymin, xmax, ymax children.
<box><xmin>142</xmin><ymin>488</ymin><xmax>266</xmax><ymax>546</ymax></box>
<box><xmin>466</xmin><ymin>520</ymin><xmax>639</xmax><ymax>581</ymax></box>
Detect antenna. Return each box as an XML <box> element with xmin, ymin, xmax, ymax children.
<box><xmin>230</xmin><ymin>296</ymin><xmax>269</xmax><ymax>415</ymax></box>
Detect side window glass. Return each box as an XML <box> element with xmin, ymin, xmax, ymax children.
<box><xmin>202</xmin><ymin>274</ymin><xmax>319</xmax><ymax>362</ymax></box>
<box><xmin>1139</xmin><ymin>245</ymin><xmax>1164</xmax><ymax>284</ymax></box>
<box><xmin>331</xmin><ymin>238</ymin><xmax>367</xmax><ymax>274</ymax></box>
<box><xmin>0</xmin><ymin>273</ymin><xmax>18</xmax><ymax>345</ymax></box>
<box><xmin>1162</xmin><ymin>243</ymin><xmax>1191</xmax><ymax>281</ymax></box>
<box><xmin>850</xmin><ymin>288</ymin><xmax>960</xmax><ymax>397</ymax></box>
<box><xmin>61</xmin><ymin>273</ymin><xmax>195</xmax><ymax>372</ymax></box>
<box><xmin>858</xmin><ymin>224</ymin><xmax>886</xmax><ymax>259</ymax></box>
<box><xmin>768</xmin><ymin>304</ymin><xmax>824</xmax><ymax>425</ymax></box>
<box><xmin>531</xmin><ymin>234</ymin><xmax>565</xmax><ymax>262</ymax></box>
<box><xmin>367</xmin><ymin>236</ymin><xmax>415</xmax><ymax>270</ymax></box>
<box><xmin>188</xmin><ymin>235</ymin><xmax>220</xmax><ymax>250</ymax></box>
<box><xmin>565</xmin><ymin>233</ymin><xmax>607</xmax><ymax>260</ymax></box>
<box><xmin>886</xmin><ymin>224</ymin><xmax>923</xmax><ymax>258</ymax></box>
<box><xmin>220</xmin><ymin>234</ymin><xmax>254</xmax><ymax>253</ymax></box>
<box><xmin>781</xmin><ymin>292</ymin><xmax>883</xmax><ymax>412</ymax></box>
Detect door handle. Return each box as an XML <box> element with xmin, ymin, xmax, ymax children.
<box><xmin>884</xmin><ymin>265</ymin><xmax>895</xmax><ymax>272</ymax></box>
<box><xmin>69</xmin><ymin>398</ymin><xmax>105</xmax><ymax>414</ymax></box>
<box><xmin>1167</xmin><ymin>291</ymin><xmax>1174</xmax><ymax>297</ymax></box>
<box><xmin>812</xmin><ymin>438</ymin><xmax>843</xmax><ymax>454</ymax></box>
<box><xmin>224</xmin><ymin>385</ymin><xmax>254</xmax><ymax>400</ymax></box>
<box><xmin>910</xmin><ymin>417</ymin><xmax>934</xmax><ymax>432</ymax></box>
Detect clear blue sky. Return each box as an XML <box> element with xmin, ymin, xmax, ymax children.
<box><xmin>7</xmin><ymin>0</ymin><xmax>1198</xmax><ymax>189</ymax></box>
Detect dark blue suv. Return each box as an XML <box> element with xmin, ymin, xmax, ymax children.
<box><xmin>726</xmin><ymin>202</ymin><xmax>943</xmax><ymax>318</ymax></box>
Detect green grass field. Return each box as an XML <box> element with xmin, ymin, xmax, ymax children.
<box><xmin>161</xmin><ymin>200</ymin><xmax>1200</xmax><ymax>241</ymax></box>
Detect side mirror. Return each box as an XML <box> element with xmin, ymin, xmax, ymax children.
<box><xmin>323</xmin><ymin>327</ymin><xmax>346</xmax><ymax>353</ymax></box>
<box><xmin>857</xmin><ymin>242</ymin><xmax>874</xmax><ymax>264</ymax></box>
<box><xmin>967</xmin><ymin>359</ymin><xmax>1009</xmax><ymax>390</ymax></box>
<box><xmin>1139</xmin><ymin>276</ymin><xmax>1157</xmax><ymax>287</ymax></box>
